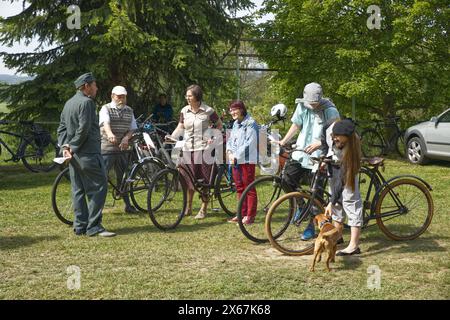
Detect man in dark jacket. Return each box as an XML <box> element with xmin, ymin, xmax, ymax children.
<box><xmin>57</xmin><ymin>72</ymin><xmax>115</xmax><ymax>237</ymax></box>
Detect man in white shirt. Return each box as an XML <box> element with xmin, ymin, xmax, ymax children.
<box><xmin>99</xmin><ymin>86</ymin><xmax>138</xmax><ymax>213</ymax></box>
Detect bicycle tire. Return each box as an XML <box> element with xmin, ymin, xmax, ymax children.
<box><xmin>51</xmin><ymin>167</ymin><xmax>73</xmax><ymax>226</ymax></box>
<box><xmin>214</xmin><ymin>165</ymin><xmax>236</xmax><ymax>217</ymax></box>
<box><xmin>266</xmin><ymin>191</ymin><xmax>324</xmax><ymax>256</ymax></box>
<box><xmin>21</xmin><ymin>138</ymin><xmax>59</xmax><ymax>173</ymax></box>
<box><xmin>375</xmin><ymin>178</ymin><xmax>433</xmax><ymax>240</ymax></box>
<box><xmin>236</xmin><ymin>175</ymin><xmax>290</xmax><ymax>243</ymax></box>
<box><xmin>361</xmin><ymin>129</ymin><xmax>384</xmax><ymax>158</ymax></box>
<box><xmin>129</xmin><ymin>158</ymin><xmax>165</xmax><ymax>212</ymax></box>
<box><xmin>148</xmin><ymin>168</ymin><xmax>187</xmax><ymax>230</ymax></box>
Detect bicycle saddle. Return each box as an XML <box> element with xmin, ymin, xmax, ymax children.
<box><xmin>362</xmin><ymin>157</ymin><xmax>384</xmax><ymax>166</ymax></box>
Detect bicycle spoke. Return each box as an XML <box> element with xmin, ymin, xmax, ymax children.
<box><xmin>377</xmin><ymin>179</ymin><xmax>433</xmax><ymax>240</ymax></box>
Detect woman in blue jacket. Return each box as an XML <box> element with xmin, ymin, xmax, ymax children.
<box><xmin>226</xmin><ymin>100</ymin><xmax>259</xmax><ymax>224</ymax></box>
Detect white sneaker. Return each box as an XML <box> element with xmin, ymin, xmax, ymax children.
<box><xmin>97</xmin><ymin>230</ymin><xmax>116</xmax><ymax>237</ymax></box>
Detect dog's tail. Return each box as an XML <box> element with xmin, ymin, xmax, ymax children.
<box><xmin>322</xmin><ymin>229</ymin><xmax>339</xmax><ymax>238</ymax></box>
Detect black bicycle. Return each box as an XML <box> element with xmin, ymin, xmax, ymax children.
<box><xmin>265</xmin><ymin>156</ymin><xmax>434</xmax><ymax>256</ymax></box>
<box><xmin>51</xmin><ymin>130</ymin><xmax>166</xmax><ymax>226</ymax></box>
<box><xmin>0</xmin><ymin>119</ymin><xmax>59</xmax><ymax>172</ymax></box>
<box><xmin>360</xmin><ymin>116</ymin><xmax>406</xmax><ymax>158</ymax></box>
<box><xmin>147</xmin><ymin>140</ymin><xmax>236</xmax><ymax>231</ymax></box>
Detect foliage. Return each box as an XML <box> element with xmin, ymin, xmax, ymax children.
<box><xmin>252</xmin><ymin>0</ymin><xmax>450</xmax><ymax>122</ymax></box>
<box><xmin>0</xmin><ymin>0</ymin><xmax>254</xmax><ymax>120</ymax></box>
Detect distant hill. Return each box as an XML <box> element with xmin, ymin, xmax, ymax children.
<box><xmin>0</xmin><ymin>74</ymin><xmax>34</xmax><ymax>85</ymax></box>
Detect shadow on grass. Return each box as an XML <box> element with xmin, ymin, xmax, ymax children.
<box><xmin>361</xmin><ymin>233</ymin><xmax>448</xmax><ymax>257</ymax></box>
<box><xmin>0</xmin><ymin>165</ymin><xmax>59</xmax><ymax>190</ymax></box>
<box><xmin>111</xmin><ymin>224</ymin><xmax>159</xmax><ymax>235</ymax></box>
<box><xmin>0</xmin><ymin>235</ymin><xmax>60</xmax><ymax>250</ymax></box>
<box><xmin>174</xmin><ymin>220</ymin><xmax>227</xmax><ymax>233</ymax></box>
<box><xmin>110</xmin><ymin>220</ymin><xmax>225</xmax><ymax>235</ymax></box>
<box><xmin>425</xmin><ymin>159</ymin><xmax>450</xmax><ymax>168</ymax></box>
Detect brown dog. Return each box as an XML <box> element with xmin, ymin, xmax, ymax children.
<box><xmin>310</xmin><ymin>213</ymin><xmax>341</xmax><ymax>272</ymax></box>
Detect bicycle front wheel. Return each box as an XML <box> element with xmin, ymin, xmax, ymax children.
<box><xmin>21</xmin><ymin>139</ymin><xmax>59</xmax><ymax>172</ymax></box>
<box><xmin>214</xmin><ymin>165</ymin><xmax>236</xmax><ymax>217</ymax></box>
<box><xmin>237</xmin><ymin>175</ymin><xmax>290</xmax><ymax>243</ymax></box>
<box><xmin>51</xmin><ymin>167</ymin><xmax>73</xmax><ymax>226</ymax></box>
<box><xmin>361</xmin><ymin>129</ymin><xmax>384</xmax><ymax>158</ymax></box>
<box><xmin>266</xmin><ymin>192</ymin><xmax>325</xmax><ymax>256</ymax></box>
<box><xmin>148</xmin><ymin>168</ymin><xmax>187</xmax><ymax>230</ymax></box>
<box><xmin>129</xmin><ymin>158</ymin><xmax>164</xmax><ymax>212</ymax></box>
<box><xmin>375</xmin><ymin>178</ymin><xmax>434</xmax><ymax>240</ymax></box>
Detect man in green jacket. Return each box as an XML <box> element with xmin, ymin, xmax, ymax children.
<box><xmin>57</xmin><ymin>72</ymin><xmax>115</xmax><ymax>237</ymax></box>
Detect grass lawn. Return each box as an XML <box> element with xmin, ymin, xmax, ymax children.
<box><xmin>0</xmin><ymin>159</ymin><xmax>449</xmax><ymax>299</ymax></box>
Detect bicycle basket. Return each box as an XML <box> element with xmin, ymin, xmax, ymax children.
<box><xmin>33</xmin><ymin>125</ymin><xmax>52</xmax><ymax>148</ymax></box>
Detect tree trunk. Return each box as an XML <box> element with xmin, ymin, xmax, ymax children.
<box><xmin>383</xmin><ymin>94</ymin><xmax>397</xmax><ymax>153</ymax></box>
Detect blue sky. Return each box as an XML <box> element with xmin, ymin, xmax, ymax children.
<box><xmin>0</xmin><ymin>0</ymin><xmax>270</xmax><ymax>75</ymax></box>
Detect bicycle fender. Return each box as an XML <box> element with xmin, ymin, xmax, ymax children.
<box><xmin>128</xmin><ymin>157</ymin><xmax>166</xmax><ymax>178</ymax></box>
<box><xmin>384</xmin><ymin>175</ymin><xmax>433</xmax><ymax>191</ymax></box>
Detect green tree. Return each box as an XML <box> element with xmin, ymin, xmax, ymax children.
<box><xmin>0</xmin><ymin>0</ymin><xmax>253</xmax><ymax>120</ymax></box>
<box><xmin>252</xmin><ymin>0</ymin><xmax>449</xmax><ymax>123</ymax></box>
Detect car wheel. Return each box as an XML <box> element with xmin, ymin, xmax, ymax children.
<box><xmin>407</xmin><ymin>137</ymin><xmax>429</xmax><ymax>165</ymax></box>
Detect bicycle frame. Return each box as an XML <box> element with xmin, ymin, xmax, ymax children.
<box><xmin>292</xmin><ymin>157</ymin><xmax>330</xmax><ymax>225</ymax></box>
<box><xmin>0</xmin><ymin>127</ymin><xmax>33</xmax><ymax>161</ymax></box>
<box><xmin>360</xmin><ymin>164</ymin><xmax>432</xmax><ymax>225</ymax></box>
<box><xmin>373</xmin><ymin>118</ymin><xmax>403</xmax><ymax>150</ymax></box>
<box><xmin>176</xmin><ymin>151</ymin><xmax>224</xmax><ymax>195</ymax></box>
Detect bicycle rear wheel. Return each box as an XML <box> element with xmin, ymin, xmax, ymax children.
<box><xmin>361</xmin><ymin>129</ymin><xmax>383</xmax><ymax>158</ymax></box>
<box><xmin>21</xmin><ymin>139</ymin><xmax>59</xmax><ymax>172</ymax></box>
<box><xmin>51</xmin><ymin>167</ymin><xmax>73</xmax><ymax>225</ymax></box>
<box><xmin>375</xmin><ymin>178</ymin><xmax>434</xmax><ymax>240</ymax></box>
<box><xmin>236</xmin><ymin>175</ymin><xmax>290</xmax><ymax>243</ymax></box>
<box><xmin>129</xmin><ymin>158</ymin><xmax>164</xmax><ymax>212</ymax></box>
<box><xmin>148</xmin><ymin>168</ymin><xmax>187</xmax><ymax>230</ymax></box>
<box><xmin>266</xmin><ymin>191</ymin><xmax>324</xmax><ymax>256</ymax></box>
<box><xmin>214</xmin><ymin>164</ymin><xmax>236</xmax><ymax>217</ymax></box>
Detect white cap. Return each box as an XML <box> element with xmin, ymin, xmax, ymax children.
<box><xmin>112</xmin><ymin>86</ymin><xmax>127</xmax><ymax>95</ymax></box>
<box><xmin>297</xmin><ymin>82</ymin><xmax>323</xmax><ymax>108</ymax></box>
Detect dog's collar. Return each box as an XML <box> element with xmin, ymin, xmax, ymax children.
<box><xmin>319</xmin><ymin>219</ymin><xmax>332</xmax><ymax>230</ymax></box>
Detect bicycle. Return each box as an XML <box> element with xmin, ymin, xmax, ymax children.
<box><xmin>0</xmin><ymin>119</ymin><xmax>59</xmax><ymax>172</ymax></box>
<box><xmin>360</xmin><ymin>116</ymin><xmax>406</xmax><ymax>158</ymax></box>
<box><xmin>51</xmin><ymin>128</ymin><xmax>166</xmax><ymax>226</ymax></box>
<box><xmin>265</xmin><ymin>156</ymin><xmax>434</xmax><ymax>256</ymax></box>
<box><xmin>147</xmin><ymin>138</ymin><xmax>236</xmax><ymax>231</ymax></box>
<box><xmin>137</xmin><ymin>115</ymin><xmax>177</xmax><ymax>169</ymax></box>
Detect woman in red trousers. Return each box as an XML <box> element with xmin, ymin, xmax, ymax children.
<box><xmin>226</xmin><ymin>100</ymin><xmax>259</xmax><ymax>225</ymax></box>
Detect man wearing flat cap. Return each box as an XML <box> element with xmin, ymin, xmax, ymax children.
<box><xmin>57</xmin><ymin>72</ymin><xmax>115</xmax><ymax>237</ymax></box>
<box><xmin>99</xmin><ymin>85</ymin><xmax>138</xmax><ymax>213</ymax></box>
